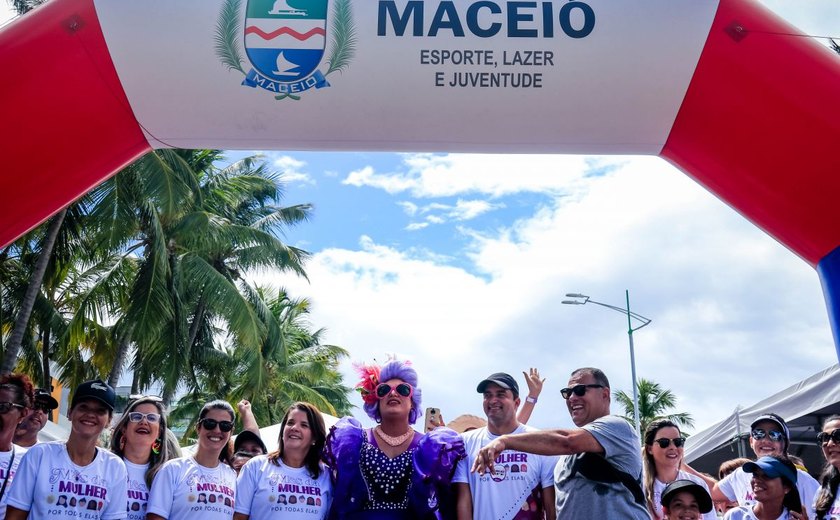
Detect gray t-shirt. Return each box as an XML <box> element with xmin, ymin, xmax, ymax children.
<box><xmin>554</xmin><ymin>415</ymin><xmax>649</xmax><ymax>519</ymax></box>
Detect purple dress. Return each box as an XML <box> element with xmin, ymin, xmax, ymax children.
<box><xmin>324</xmin><ymin>418</ymin><xmax>465</xmax><ymax>519</ymax></box>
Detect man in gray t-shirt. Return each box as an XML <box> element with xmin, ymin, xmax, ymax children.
<box><xmin>472</xmin><ymin>367</ymin><xmax>649</xmax><ymax>519</ymax></box>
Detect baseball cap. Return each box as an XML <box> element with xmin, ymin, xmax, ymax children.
<box><xmin>34</xmin><ymin>388</ymin><xmax>59</xmax><ymax>410</ymax></box>
<box><xmin>476</xmin><ymin>373</ymin><xmax>519</xmax><ymax>396</ymax></box>
<box><xmin>71</xmin><ymin>379</ymin><xmax>116</xmax><ymax>411</ymax></box>
<box><xmin>234</xmin><ymin>430</ymin><xmax>267</xmax><ymax>455</ymax></box>
<box><xmin>660</xmin><ymin>479</ymin><xmax>713</xmax><ymax>513</ymax></box>
<box><xmin>743</xmin><ymin>456</ymin><xmax>798</xmax><ymax>484</ymax></box>
<box><xmin>751</xmin><ymin>413</ymin><xmax>790</xmax><ymax>442</ymax></box>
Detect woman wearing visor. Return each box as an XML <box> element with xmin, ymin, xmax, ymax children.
<box><xmin>110</xmin><ymin>396</ymin><xmax>178</xmax><ymax>520</ymax></box>
<box><xmin>147</xmin><ymin>400</ymin><xmax>237</xmax><ymax>520</ymax></box>
<box><xmin>324</xmin><ymin>358</ymin><xmax>464</xmax><ymax>519</ymax></box>
<box><xmin>722</xmin><ymin>455</ymin><xmax>804</xmax><ymax>520</ymax></box>
<box><xmin>814</xmin><ymin>415</ymin><xmax>840</xmax><ymax>519</ymax></box>
<box><xmin>643</xmin><ymin>420</ymin><xmax>716</xmax><ymax>520</ymax></box>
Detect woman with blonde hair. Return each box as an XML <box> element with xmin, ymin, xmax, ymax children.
<box><xmin>643</xmin><ymin>419</ymin><xmax>716</xmax><ymax>520</ymax></box>
<box><xmin>110</xmin><ymin>396</ymin><xmax>177</xmax><ymax>520</ymax></box>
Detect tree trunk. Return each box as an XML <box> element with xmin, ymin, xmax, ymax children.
<box><xmin>1</xmin><ymin>209</ymin><xmax>67</xmax><ymax>375</ymax></box>
<box><xmin>41</xmin><ymin>325</ymin><xmax>51</xmax><ymax>389</ymax></box>
<box><xmin>107</xmin><ymin>324</ymin><xmax>134</xmax><ymax>389</ymax></box>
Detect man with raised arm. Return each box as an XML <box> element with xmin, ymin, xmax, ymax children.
<box><xmin>472</xmin><ymin>367</ymin><xmax>649</xmax><ymax>519</ymax></box>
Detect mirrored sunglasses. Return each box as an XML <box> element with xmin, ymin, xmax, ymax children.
<box><xmin>199</xmin><ymin>418</ymin><xmax>234</xmax><ymax>432</ymax></box>
<box><xmin>817</xmin><ymin>428</ymin><xmax>840</xmax><ymax>445</ymax></box>
<box><xmin>560</xmin><ymin>384</ymin><xmax>604</xmax><ymax>400</ymax></box>
<box><xmin>653</xmin><ymin>437</ymin><xmax>685</xmax><ymax>449</ymax></box>
<box><xmin>128</xmin><ymin>412</ymin><xmax>161</xmax><ymax>423</ymax></box>
<box><xmin>375</xmin><ymin>383</ymin><xmax>413</xmax><ymax>399</ymax></box>
<box><xmin>0</xmin><ymin>402</ymin><xmax>24</xmax><ymax>414</ymax></box>
<box><xmin>751</xmin><ymin>428</ymin><xmax>784</xmax><ymax>442</ymax></box>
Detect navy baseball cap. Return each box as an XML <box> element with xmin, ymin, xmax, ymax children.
<box><xmin>660</xmin><ymin>479</ymin><xmax>713</xmax><ymax>513</ymax></box>
<box><xmin>743</xmin><ymin>456</ymin><xmax>798</xmax><ymax>484</ymax></box>
<box><xmin>477</xmin><ymin>373</ymin><xmax>519</xmax><ymax>397</ymax></box>
<box><xmin>71</xmin><ymin>379</ymin><xmax>116</xmax><ymax>411</ymax></box>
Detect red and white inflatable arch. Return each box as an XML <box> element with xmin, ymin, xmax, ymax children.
<box><xmin>2</xmin><ymin>0</ymin><xmax>840</xmax><ymax>356</ymax></box>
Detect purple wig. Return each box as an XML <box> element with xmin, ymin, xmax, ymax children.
<box><xmin>362</xmin><ymin>359</ymin><xmax>422</xmax><ymax>424</ymax></box>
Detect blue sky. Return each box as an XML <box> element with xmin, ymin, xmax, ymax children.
<box><xmin>3</xmin><ymin>1</ymin><xmax>839</xmax><ymax>436</ymax></box>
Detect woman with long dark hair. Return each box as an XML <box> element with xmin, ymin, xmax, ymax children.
<box><xmin>814</xmin><ymin>415</ymin><xmax>840</xmax><ymax>519</ymax></box>
<box><xmin>722</xmin><ymin>455</ymin><xmax>804</xmax><ymax>520</ymax></box>
<box><xmin>110</xmin><ymin>396</ymin><xmax>178</xmax><ymax>520</ymax></box>
<box><xmin>643</xmin><ymin>419</ymin><xmax>716</xmax><ymax>520</ymax></box>
<box><xmin>147</xmin><ymin>400</ymin><xmax>237</xmax><ymax>520</ymax></box>
<box><xmin>234</xmin><ymin>402</ymin><xmax>331</xmax><ymax>519</ymax></box>
<box><xmin>324</xmin><ymin>358</ymin><xmax>464</xmax><ymax>519</ymax></box>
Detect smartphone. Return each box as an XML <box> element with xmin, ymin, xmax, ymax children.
<box><xmin>424</xmin><ymin>407</ymin><xmax>441</xmax><ymax>432</ymax></box>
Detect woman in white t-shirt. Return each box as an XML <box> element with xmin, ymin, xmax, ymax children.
<box><xmin>643</xmin><ymin>419</ymin><xmax>716</xmax><ymax>520</ymax></box>
<box><xmin>814</xmin><ymin>415</ymin><xmax>840</xmax><ymax>520</ymax></box>
<box><xmin>110</xmin><ymin>396</ymin><xmax>179</xmax><ymax>520</ymax></box>
<box><xmin>147</xmin><ymin>400</ymin><xmax>237</xmax><ymax>520</ymax></box>
<box><xmin>234</xmin><ymin>402</ymin><xmax>331</xmax><ymax>519</ymax></box>
<box><xmin>723</xmin><ymin>456</ymin><xmax>804</xmax><ymax>520</ymax></box>
<box><xmin>0</xmin><ymin>374</ymin><xmax>34</xmax><ymax>517</ymax></box>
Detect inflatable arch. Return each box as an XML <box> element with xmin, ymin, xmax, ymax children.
<box><xmin>2</xmin><ymin>0</ymin><xmax>840</xmax><ymax>357</ymax></box>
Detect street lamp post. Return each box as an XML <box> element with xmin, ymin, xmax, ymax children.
<box><xmin>562</xmin><ymin>290</ymin><xmax>651</xmax><ymax>440</ymax></box>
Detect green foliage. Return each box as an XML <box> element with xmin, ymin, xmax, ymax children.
<box><xmin>614</xmin><ymin>378</ymin><xmax>695</xmax><ymax>440</ymax></box>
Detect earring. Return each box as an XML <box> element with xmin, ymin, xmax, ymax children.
<box><xmin>151</xmin><ymin>438</ymin><xmax>162</xmax><ymax>456</ymax></box>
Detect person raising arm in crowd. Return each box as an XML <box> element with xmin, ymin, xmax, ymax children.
<box><xmin>472</xmin><ymin>367</ymin><xmax>650</xmax><ymax>520</ymax></box>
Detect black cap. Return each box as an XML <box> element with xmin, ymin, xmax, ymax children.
<box><xmin>476</xmin><ymin>373</ymin><xmax>519</xmax><ymax>397</ymax></box>
<box><xmin>234</xmin><ymin>430</ymin><xmax>267</xmax><ymax>455</ymax></box>
<box><xmin>660</xmin><ymin>479</ymin><xmax>713</xmax><ymax>513</ymax></box>
<box><xmin>34</xmin><ymin>388</ymin><xmax>58</xmax><ymax>410</ymax></box>
<box><xmin>71</xmin><ymin>379</ymin><xmax>116</xmax><ymax>411</ymax></box>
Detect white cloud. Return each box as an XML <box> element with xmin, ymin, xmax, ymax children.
<box><xmin>343</xmin><ymin>153</ymin><xmax>595</xmax><ymax>198</ymax></box>
<box><xmin>253</xmin><ymin>154</ymin><xmax>834</xmax><ymax>435</ymax></box>
<box><xmin>271</xmin><ymin>155</ymin><xmax>315</xmax><ymax>186</ymax></box>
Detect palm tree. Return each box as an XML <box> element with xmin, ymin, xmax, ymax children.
<box><xmin>614</xmin><ymin>378</ymin><xmax>694</xmax><ymax>437</ymax></box>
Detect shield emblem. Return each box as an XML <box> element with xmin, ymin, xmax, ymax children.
<box><xmin>244</xmin><ymin>0</ymin><xmax>327</xmax><ymax>83</ymax></box>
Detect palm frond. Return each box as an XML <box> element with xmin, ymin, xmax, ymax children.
<box><xmin>325</xmin><ymin>0</ymin><xmax>356</xmax><ymax>76</ymax></box>
<box><xmin>215</xmin><ymin>0</ymin><xmax>246</xmax><ymax>74</ymax></box>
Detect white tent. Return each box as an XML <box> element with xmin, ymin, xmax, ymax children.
<box><xmin>684</xmin><ymin>364</ymin><xmax>840</xmax><ymax>477</ymax></box>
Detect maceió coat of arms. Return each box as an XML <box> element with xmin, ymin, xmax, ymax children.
<box><xmin>215</xmin><ymin>0</ymin><xmax>356</xmax><ymax>100</ymax></box>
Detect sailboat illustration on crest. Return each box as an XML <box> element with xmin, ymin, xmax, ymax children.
<box><xmin>273</xmin><ymin>51</ymin><xmax>302</xmax><ymax>75</ymax></box>
<box><xmin>269</xmin><ymin>0</ymin><xmax>306</xmax><ymax>16</ymax></box>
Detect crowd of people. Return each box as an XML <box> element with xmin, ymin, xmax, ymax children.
<box><xmin>0</xmin><ymin>362</ymin><xmax>836</xmax><ymax>520</ymax></box>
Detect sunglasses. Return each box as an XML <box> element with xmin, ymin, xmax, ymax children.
<box><xmin>653</xmin><ymin>437</ymin><xmax>685</xmax><ymax>449</ymax></box>
<box><xmin>128</xmin><ymin>412</ymin><xmax>161</xmax><ymax>424</ymax></box>
<box><xmin>33</xmin><ymin>402</ymin><xmax>52</xmax><ymax>414</ymax></box>
<box><xmin>751</xmin><ymin>428</ymin><xmax>785</xmax><ymax>442</ymax></box>
<box><xmin>560</xmin><ymin>384</ymin><xmax>604</xmax><ymax>400</ymax></box>
<box><xmin>817</xmin><ymin>429</ymin><xmax>840</xmax><ymax>445</ymax></box>
<box><xmin>0</xmin><ymin>402</ymin><xmax>24</xmax><ymax>414</ymax></box>
<box><xmin>198</xmin><ymin>418</ymin><xmax>234</xmax><ymax>432</ymax></box>
<box><xmin>375</xmin><ymin>383</ymin><xmax>413</xmax><ymax>399</ymax></box>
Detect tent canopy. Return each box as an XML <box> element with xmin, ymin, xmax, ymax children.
<box><xmin>684</xmin><ymin>364</ymin><xmax>840</xmax><ymax>477</ymax></box>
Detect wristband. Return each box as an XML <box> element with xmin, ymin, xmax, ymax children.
<box><xmin>526</xmin><ymin>396</ymin><xmax>538</xmax><ymax>404</ymax></box>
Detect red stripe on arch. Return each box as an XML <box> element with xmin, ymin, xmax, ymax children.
<box><xmin>662</xmin><ymin>0</ymin><xmax>840</xmax><ymax>266</ymax></box>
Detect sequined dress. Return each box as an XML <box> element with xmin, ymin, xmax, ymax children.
<box><xmin>324</xmin><ymin>417</ymin><xmax>465</xmax><ymax>520</ymax></box>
